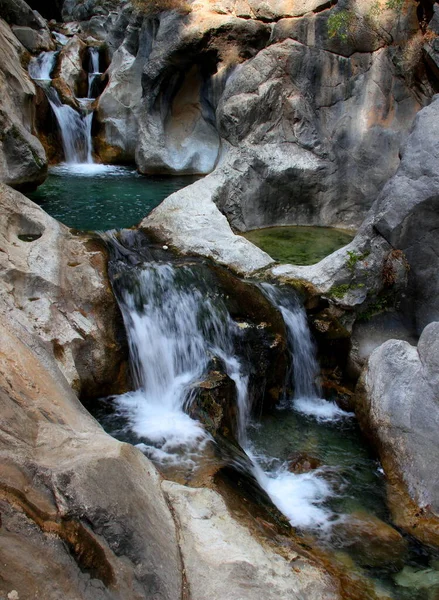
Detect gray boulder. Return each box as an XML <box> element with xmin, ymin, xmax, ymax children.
<box><xmin>0</xmin><ymin>19</ymin><xmax>47</xmax><ymax>189</ymax></box>
<box><xmin>356</xmin><ymin>322</ymin><xmax>439</xmax><ymax>546</ymax></box>
<box><xmin>11</xmin><ymin>24</ymin><xmax>55</xmax><ymax>52</ymax></box>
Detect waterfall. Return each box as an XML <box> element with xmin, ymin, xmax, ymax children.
<box><xmin>29</xmin><ymin>49</ymin><xmax>95</xmax><ymax>164</ymax></box>
<box><xmin>87</xmin><ymin>47</ymin><xmax>102</xmax><ymax>99</ymax></box>
<box><xmin>260</xmin><ymin>284</ymin><xmax>351</xmax><ymax>421</ymax></box>
<box><xmin>28</xmin><ymin>50</ymin><xmax>57</xmax><ymax>81</ymax></box>
<box><xmin>109</xmin><ymin>261</ymin><xmax>250</xmax><ymax>463</ymax></box>
<box><xmin>102</xmin><ymin>241</ymin><xmax>344</xmax><ymax>529</ymax></box>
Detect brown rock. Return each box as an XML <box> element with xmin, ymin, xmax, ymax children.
<box><xmin>332</xmin><ymin>510</ymin><xmax>408</xmax><ymax>568</ymax></box>
<box><xmin>287</xmin><ymin>452</ymin><xmax>322</xmax><ymax>474</ymax></box>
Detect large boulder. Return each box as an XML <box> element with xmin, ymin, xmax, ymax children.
<box><xmin>0</xmin><ymin>19</ymin><xmax>47</xmax><ymax>190</ymax></box>
<box><xmin>0</xmin><ymin>183</ymin><xmax>126</xmax><ymax>397</ymax></box>
<box><xmin>355</xmin><ymin>322</ymin><xmax>439</xmax><ymax>546</ymax></box>
<box><xmin>162</xmin><ymin>482</ymin><xmax>339</xmax><ymax>600</ymax></box>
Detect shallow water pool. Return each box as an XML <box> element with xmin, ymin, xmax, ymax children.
<box><xmin>242</xmin><ymin>225</ymin><xmax>354</xmax><ymax>265</ymax></box>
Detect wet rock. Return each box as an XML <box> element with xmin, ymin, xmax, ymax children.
<box><xmin>332</xmin><ymin>511</ymin><xmax>408</xmax><ymax>569</ymax></box>
<box><xmin>287</xmin><ymin>452</ymin><xmax>322</xmax><ymax>474</ymax></box>
<box><xmin>52</xmin><ymin>36</ymin><xmax>88</xmax><ymax>106</ymax></box>
<box><xmin>0</xmin><ymin>19</ymin><xmax>47</xmax><ymax>190</ymax></box>
<box><xmin>162</xmin><ymin>481</ymin><xmax>340</xmax><ymax>600</ymax></box>
<box><xmin>189</xmin><ymin>369</ymin><xmax>238</xmax><ymax>441</ymax></box>
<box><xmin>0</xmin><ymin>183</ymin><xmax>127</xmax><ymax>397</ymax></box>
<box><xmin>355</xmin><ymin>322</ymin><xmax>439</xmax><ymax>546</ymax></box>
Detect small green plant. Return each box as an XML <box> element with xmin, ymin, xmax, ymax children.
<box><xmin>327</xmin><ymin>10</ymin><xmax>356</xmax><ymax>41</ymax></box>
<box><xmin>329</xmin><ymin>282</ymin><xmax>365</xmax><ymax>299</ymax></box>
<box><xmin>357</xmin><ymin>295</ymin><xmax>391</xmax><ymax>321</ymax></box>
<box><xmin>346</xmin><ymin>250</ymin><xmax>370</xmax><ymax>272</ymax></box>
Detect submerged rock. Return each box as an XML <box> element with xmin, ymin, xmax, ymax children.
<box><xmin>355</xmin><ymin>322</ymin><xmax>439</xmax><ymax>546</ymax></box>
<box><xmin>331</xmin><ymin>511</ymin><xmax>408</xmax><ymax>569</ymax></box>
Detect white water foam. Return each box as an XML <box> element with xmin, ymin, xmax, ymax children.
<box><xmin>294</xmin><ymin>396</ymin><xmax>354</xmax><ymax>422</ymax></box>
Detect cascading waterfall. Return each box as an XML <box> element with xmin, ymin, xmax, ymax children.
<box><xmin>260</xmin><ymin>284</ymin><xmax>351</xmax><ymax>421</ymax></box>
<box><xmin>248</xmin><ymin>284</ymin><xmax>353</xmax><ymax>530</ymax></box>
<box><xmin>87</xmin><ymin>47</ymin><xmax>102</xmax><ymax>98</ymax></box>
<box><xmin>29</xmin><ymin>48</ymin><xmax>97</xmax><ymax>164</ymax></box>
<box><xmin>105</xmin><ymin>244</ymin><xmax>347</xmax><ymax>530</ymax></box>
<box><xmin>110</xmin><ymin>261</ymin><xmax>250</xmax><ymax>465</ymax></box>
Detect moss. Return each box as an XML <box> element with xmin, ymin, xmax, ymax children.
<box><xmin>357</xmin><ymin>294</ymin><xmax>392</xmax><ymax>321</ymax></box>
<box><xmin>328</xmin><ymin>282</ymin><xmax>365</xmax><ymax>299</ymax></box>
<box><xmin>346</xmin><ymin>250</ymin><xmax>370</xmax><ymax>272</ymax></box>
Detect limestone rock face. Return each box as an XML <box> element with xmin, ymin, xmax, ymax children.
<box><xmin>355</xmin><ymin>322</ymin><xmax>439</xmax><ymax>545</ymax></box>
<box><xmin>52</xmin><ymin>36</ymin><xmax>88</xmax><ymax>106</ymax></box>
<box><xmin>93</xmin><ymin>0</ymin><xmax>422</xmax><ymax>227</ymax></box>
<box><xmin>214</xmin><ymin>39</ymin><xmax>420</xmax><ymax>230</ymax></box>
<box><xmin>0</xmin><ymin>183</ymin><xmax>126</xmax><ymax>397</ymax></box>
<box><xmin>141</xmin><ymin>173</ymin><xmax>274</xmax><ymax>276</ymax></box>
<box><xmin>371</xmin><ymin>94</ymin><xmax>439</xmax><ymax>332</ymax></box>
<box><xmin>0</xmin><ymin>19</ymin><xmax>47</xmax><ymax>190</ymax></box>
<box><xmin>0</xmin><ymin>321</ymin><xmax>183</xmax><ymax>600</ymax></box>
<box><xmin>162</xmin><ymin>481</ymin><xmax>339</xmax><ymax>600</ymax></box>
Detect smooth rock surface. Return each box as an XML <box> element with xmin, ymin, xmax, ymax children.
<box><xmin>141</xmin><ymin>173</ymin><xmax>275</xmax><ymax>275</ymax></box>
<box><xmin>355</xmin><ymin>322</ymin><xmax>439</xmax><ymax>545</ymax></box>
<box><xmin>0</xmin><ymin>19</ymin><xmax>47</xmax><ymax>189</ymax></box>
<box><xmin>0</xmin><ymin>183</ymin><xmax>125</xmax><ymax>396</ymax></box>
<box><xmin>52</xmin><ymin>35</ymin><xmax>88</xmax><ymax>105</ymax></box>
<box><xmin>162</xmin><ymin>481</ymin><xmax>339</xmax><ymax>600</ymax></box>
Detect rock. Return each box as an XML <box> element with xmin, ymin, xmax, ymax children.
<box><xmin>0</xmin><ymin>321</ymin><xmax>182</xmax><ymax>600</ymax></box>
<box><xmin>0</xmin><ymin>183</ymin><xmax>127</xmax><ymax>397</ymax></box>
<box><xmin>62</xmin><ymin>0</ymin><xmax>122</xmax><ymax>22</ymax></box>
<box><xmin>189</xmin><ymin>369</ymin><xmax>239</xmax><ymax>441</ymax></box>
<box><xmin>371</xmin><ymin>94</ymin><xmax>439</xmax><ymax>333</ymax></box>
<box><xmin>135</xmin><ymin>9</ymin><xmax>270</xmax><ymax>175</ymax></box>
<box><xmin>141</xmin><ymin>173</ymin><xmax>275</xmax><ymax>276</ymax></box>
<box><xmin>96</xmin><ymin>9</ymin><xmax>146</xmax><ymax>162</ymax></box>
<box><xmin>287</xmin><ymin>452</ymin><xmax>322</xmax><ymax>474</ymax></box>
<box><xmin>52</xmin><ymin>36</ymin><xmax>88</xmax><ymax>106</ymax></box>
<box><xmin>11</xmin><ymin>24</ymin><xmax>55</xmax><ymax>52</ymax></box>
<box><xmin>0</xmin><ymin>19</ymin><xmax>47</xmax><ymax>190</ymax></box>
<box><xmin>162</xmin><ymin>481</ymin><xmax>340</xmax><ymax>600</ymax></box>
<box><xmin>214</xmin><ymin>40</ymin><xmax>420</xmax><ymax>231</ymax></box>
<box><xmin>331</xmin><ymin>511</ymin><xmax>408</xmax><ymax>568</ymax></box>
<box><xmin>355</xmin><ymin>322</ymin><xmax>439</xmax><ymax>545</ymax></box>
<box><xmin>0</xmin><ymin>0</ymin><xmax>44</xmax><ymax>29</ymax></box>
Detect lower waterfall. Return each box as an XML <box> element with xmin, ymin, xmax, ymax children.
<box><xmin>102</xmin><ymin>238</ymin><xmax>351</xmax><ymax>531</ymax></box>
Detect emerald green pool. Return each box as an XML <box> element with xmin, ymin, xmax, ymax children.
<box><xmin>27</xmin><ymin>164</ymin><xmax>198</xmax><ymax>231</ymax></box>
<box><xmin>242</xmin><ymin>226</ymin><xmax>354</xmax><ymax>265</ymax></box>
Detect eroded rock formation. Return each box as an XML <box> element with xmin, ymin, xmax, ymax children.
<box><xmin>0</xmin><ymin>19</ymin><xmax>47</xmax><ymax>190</ymax></box>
